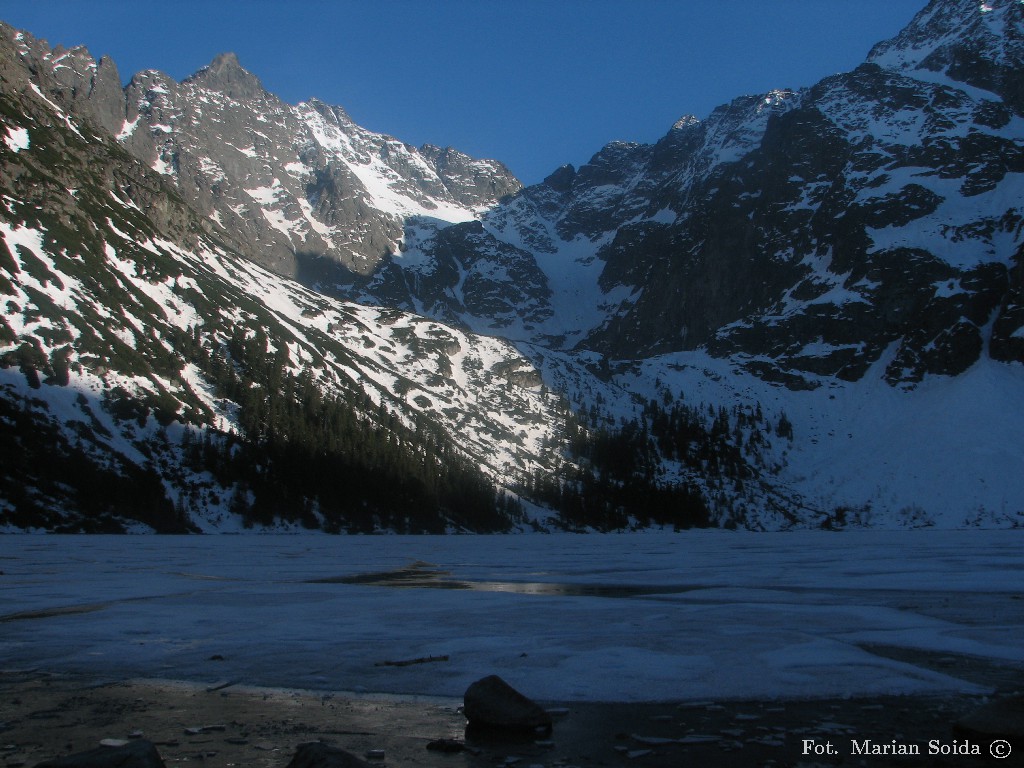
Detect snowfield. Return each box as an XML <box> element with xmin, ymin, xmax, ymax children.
<box><xmin>1</xmin><ymin>531</ymin><xmax>1021</xmax><ymax>703</ymax></box>
<box><xmin>620</xmin><ymin>353</ymin><xmax>1024</xmax><ymax>529</ymax></box>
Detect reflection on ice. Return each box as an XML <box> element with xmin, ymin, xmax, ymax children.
<box><xmin>310</xmin><ymin>563</ymin><xmax>706</xmax><ymax>598</ymax></box>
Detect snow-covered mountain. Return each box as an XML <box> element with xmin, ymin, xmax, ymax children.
<box><xmin>2</xmin><ymin>0</ymin><xmax>1022</xmax><ymax>531</ymax></box>
<box><xmin>5</xmin><ymin>33</ymin><xmax>520</xmax><ymax>281</ymax></box>
<box><xmin>355</xmin><ymin>0</ymin><xmax>1024</xmax><ymax>526</ymax></box>
<box><xmin>0</xmin><ymin>30</ymin><xmax>571</xmax><ymax>533</ymax></box>
<box><xmin>371</xmin><ymin>0</ymin><xmax>1024</xmax><ymax>382</ymax></box>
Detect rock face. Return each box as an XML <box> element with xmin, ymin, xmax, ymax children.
<box><xmin>33</xmin><ymin>739</ymin><xmax>166</xmax><ymax>768</ymax></box>
<box><xmin>868</xmin><ymin>0</ymin><xmax>1024</xmax><ymax>113</ymax></box>
<box><xmin>0</xmin><ymin>22</ymin><xmax>520</xmax><ymax>282</ymax></box>
<box><xmin>360</xmin><ymin>0</ymin><xmax>1024</xmax><ymax>389</ymax></box>
<box><xmin>5</xmin><ymin>1</ymin><xmax>1020</xmax><ymax>389</ymax></box>
<box><xmin>283</xmin><ymin>742</ymin><xmax>372</xmax><ymax>768</ymax></box>
<box><xmin>463</xmin><ymin>675</ymin><xmax>553</xmax><ymax>733</ymax></box>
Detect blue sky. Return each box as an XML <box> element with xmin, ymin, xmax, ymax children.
<box><xmin>3</xmin><ymin>1</ymin><xmax>924</xmax><ymax>185</ymax></box>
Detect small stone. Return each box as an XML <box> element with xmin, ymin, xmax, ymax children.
<box><xmin>425</xmin><ymin>739</ymin><xmax>465</xmax><ymax>753</ymax></box>
<box><xmin>678</xmin><ymin>734</ymin><xmax>719</xmax><ymax>744</ymax></box>
<box><xmin>184</xmin><ymin>725</ymin><xmax>226</xmax><ymax>735</ymax></box>
<box><xmin>631</xmin><ymin>735</ymin><xmax>678</xmax><ymax>745</ymax></box>
<box><xmin>748</xmin><ymin>735</ymin><xmax>785</xmax><ymax>747</ymax></box>
<box><xmin>364</xmin><ymin>749</ymin><xmax>385</xmax><ymax>761</ymax></box>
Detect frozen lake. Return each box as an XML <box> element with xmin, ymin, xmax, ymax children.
<box><xmin>1</xmin><ymin>531</ymin><xmax>1022</xmax><ymax>702</ymax></box>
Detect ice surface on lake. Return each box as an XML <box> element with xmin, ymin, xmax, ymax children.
<box><xmin>1</xmin><ymin>532</ymin><xmax>1021</xmax><ymax>702</ymax></box>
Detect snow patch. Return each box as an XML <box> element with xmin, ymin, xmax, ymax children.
<box><xmin>116</xmin><ymin>117</ymin><xmax>141</xmax><ymax>141</ymax></box>
<box><xmin>151</xmin><ymin>154</ymin><xmax>173</xmax><ymax>175</ymax></box>
<box><xmin>4</xmin><ymin>126</ymin><xmax>29</xmax><ymax>152</ymax></box>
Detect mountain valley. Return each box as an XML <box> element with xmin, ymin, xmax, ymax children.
<box><xmin>1</xmin><ymin>0</ymin><xmax>1022</xmax><ymax>532</ymax></box>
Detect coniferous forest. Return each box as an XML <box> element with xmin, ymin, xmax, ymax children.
<box><xmin>171</xmin><ymin>323</ymin><xmax>511</xmax><ymax>533</ymax></box>
<box><xmin>2</xmin><ymin>308</ymin><xmax>745</xmax><ymax>532</ymax></box>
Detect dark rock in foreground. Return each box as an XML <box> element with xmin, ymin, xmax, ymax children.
<box><xmin>425</xmin><ymin>738</ymin><xmax>467</xmax><ymax>753</ymax></box>
<box><xmin>955</xmin><ymin>694</ymin><xmax>1024</xmax><ymax>740</ymax></box>
<box><xmin>33</xmin><ymin>739</ymin><xmax>166</xmax><ymax>768</ymax></box>
<box><xmin>463</xmin><ymin>674</ymin><xmax>553</xmax><ymax>734</ymax></box>
<box><xmin>283</xmin><ymin>742</ymin><xmax>373</xmax><ymax>768</ymax></box>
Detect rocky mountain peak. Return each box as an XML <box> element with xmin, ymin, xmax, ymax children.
<box><xmin>184</xmin><ymin>51</ymin><xmax>267</xmax><ymax>101</ymax></box>
<box><xmin>542</xmin><ymin>163</ymin><xmax>576</xmax><ymax>191</ymax></box>
<box><xmin>868</xmin><ymin>0</ymin><xmax>1024</xmax><ymax>109</ymax></box>
<box><xmin>671</xmin><ymin>114</ymin><xmax>701</xmax><ymax>131</ymax></box>
<box><xmin>418</xmin><ymin>143</ymin><xmax>523</xmax><ymax>206</ymax></box>
<box><xmin>303</xmin><ymin>96</ymin><xmax>356</xmax><ymax>127</ymax></box>
<box><xmin>0</xmin><ymin>25</ymin><xmax>126</xmax><ymax>136</ymax></box>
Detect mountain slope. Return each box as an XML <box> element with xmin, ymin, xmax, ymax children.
<box><xmin>2</xmin><ymin>0</ymin><xmax>1022</xmax><ymax>531</ymax></box>
<box><xmin>0</xmin><ymin>34</ymin><xmax>720</xmax><ymax>534</ymax></box>
<box><xmin>2</xmin><ymin>27</ymin><xmax>520</xmax><ymax>283</ymax></box>
<box><xmin>0</xmin><ymin>51</ymin><xmax>572</xmax><ymax>532</ymax></box>
<box><xmin>348</xmin><ymin>0</ymin><xmax>1024</xmax><ymax>526</ymax></box>
<box><xmin>382</xmin><ymin>0</ymin><xmax>1024</xmax><ymax>388</ymax></box>
<box><xmin>867</xmin><ymin>0</ymin><xmax>1024</xmax><ymax>111</ymax></box>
